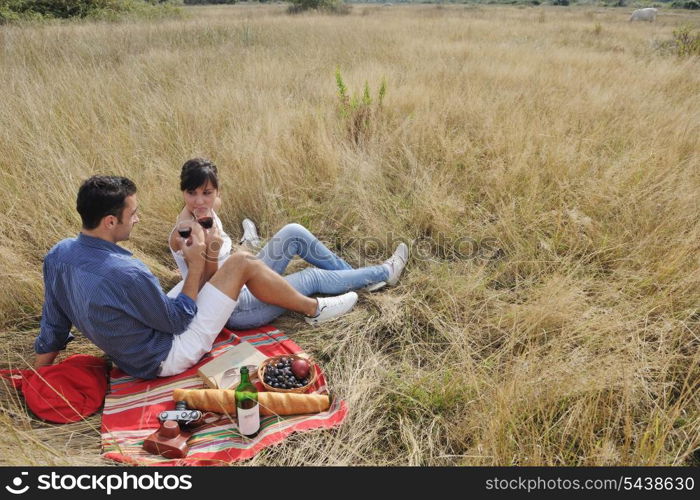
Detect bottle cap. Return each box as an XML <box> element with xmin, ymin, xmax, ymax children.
<box><xmin>240</xmin><ymin>366</ymin><xmax>249</xmax><ymax>374</ymax></box>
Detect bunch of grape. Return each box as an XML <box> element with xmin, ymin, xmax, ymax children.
<box><xmin>263</xmin><ymin>357</ymin><xmax>309</xmax><ymax>390</ymax></box>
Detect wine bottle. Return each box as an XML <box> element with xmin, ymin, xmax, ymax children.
<box><xmin>235</xmin><ymin>366</ymin><xmax>260</xmax><ymax>438</ymax></box>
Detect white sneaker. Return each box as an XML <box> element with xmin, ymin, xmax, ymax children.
<box><xmin>240</xmin><ymin>218</ymin><xmax>262</xmax><ymax>248</ymax></box>
<box><xmin>305</xmin><ymin>292</ymin><xmax>358</xmax><ymax>326</ymax></box>
<box><xmin>362</xmin><ymin>242</ymin><xmax>409</xmax><ymax>291</ymax></box>
<box><xmin>363</xmin><ymin>281</ymin><xmax>387</xmax><ymax>292</ymax></box>
<box><xmin>385</xmin><ymin>242</ymin><xmax>408</xmax><ymax>286</ymax></box>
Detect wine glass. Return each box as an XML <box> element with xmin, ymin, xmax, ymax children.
<box><xmin>176</xmin><ymin>220</ymin><xmax>193</xmax><ymax>239</ymax></box>
<box><xmin>193</xmin><ymin>207</ymin><xmax>214</xmax><ymax>230</ymax></box>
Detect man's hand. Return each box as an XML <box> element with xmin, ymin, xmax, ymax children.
<box><xmin>180</xmin><ymin>223</ymin><xmax>207</xmax><ymax>301</ymax></box>
<box><xmin>182</xmin><ymin>222</ymin><xmax>206</xmax><ymax>271</ymax></box>
<box><xmin>34</xmin><ymin>351</ymin><xmax>59</xmax><ymax>369</ymax></box>
<box><xmin>170</xmin><ymin>212</ymin><xmax>195</xmax><ymax>252</ymax></box>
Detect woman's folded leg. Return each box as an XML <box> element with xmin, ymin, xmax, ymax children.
<box><xmin>256</xmin><ymin>223</ymin><xmax>353</xmax><ymax>274</ymax></box>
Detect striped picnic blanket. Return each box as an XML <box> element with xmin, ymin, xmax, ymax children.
<box><xmin>101</xmin><ymin>326</ymin><xmax>347</xmax><ymax>465</ymax></box>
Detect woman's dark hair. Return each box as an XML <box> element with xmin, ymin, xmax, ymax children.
<box><xmin>76</xmin><ymin>176</ymin><xmax>137</xmax><ymax>230</ymax></box>
<box><xmin>180</xmin><ymin>158</ymin><xmax>219</xmax><ymax>192</ymax></box>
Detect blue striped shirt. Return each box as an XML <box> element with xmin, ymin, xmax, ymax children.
<box><xmin>35</xmin><ymin>233</ymin><xmax>197</xmax><ymax>379</ymax></box>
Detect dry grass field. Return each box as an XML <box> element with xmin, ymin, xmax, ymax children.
<box><xmin>0</xmin><ymin>3</ymin><xmax>698</xmax><ymax>466</ymax></box>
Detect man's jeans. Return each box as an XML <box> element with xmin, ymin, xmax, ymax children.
<box><xmin>226</xmin><ymin>223</ymin><xmax>389</xmax><ymax>329</ymax></box>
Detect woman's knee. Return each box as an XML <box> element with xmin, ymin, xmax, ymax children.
<box><xmin>281</xmin><ymin>222</ymin><xmax>308</xmax><ymax>237</ymax></box>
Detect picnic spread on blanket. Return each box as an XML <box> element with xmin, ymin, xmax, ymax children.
<box><xmin>101</xmin><ymin>326</ymin><xmax>347</xmax><ymax>465</ymax></box>
<box><xmin>1</xmin><ymin>325</ymin><xmax>346</xmax><ymax>465</ymax></box>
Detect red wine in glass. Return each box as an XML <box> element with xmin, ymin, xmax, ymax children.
<box><xmin>197</xmin><ymin>217</ymin><xmax>214</xmax><ymax>229</ymax></box>
<box><xmin>176</xmin><ymin>220</ymin><xmax>193</xmax><ymax>242</ymax></box>
<box><xmin>194</xmin><ymin>207</ymin><xmax>214</xmax><ymax>230</ymax></box>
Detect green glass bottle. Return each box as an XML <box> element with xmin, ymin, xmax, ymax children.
<box><xmin>235</xmin><ymin>366</ymin><xmax>260</xmax><ymax>437</ymax></box>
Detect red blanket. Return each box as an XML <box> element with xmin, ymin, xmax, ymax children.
<box><xmin>101</xmin><ymin>326</ymin><xmax>347</xmax><ymax>465</ymax></box>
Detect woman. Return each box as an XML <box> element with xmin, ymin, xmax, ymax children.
<box><xmin>169</xmin><ymin>158</ymin><xmax>408</xmax><ymax>328</ymax></box>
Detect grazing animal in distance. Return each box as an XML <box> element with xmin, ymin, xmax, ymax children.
<box><xmin>629</xmin><ymin>8</ymin><xmax>658</xmax><ymax>22</ymax></box>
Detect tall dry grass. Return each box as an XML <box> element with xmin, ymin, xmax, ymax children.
<box><xmin>0</xmin><ymin>4</ymin><xmax>698</xmax><ymax>465</ymax></box>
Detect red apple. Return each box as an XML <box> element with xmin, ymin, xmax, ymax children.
<box><xmin>291</xmin><ymin>359</ymin><xmax>310</xmax><ymax>380</ymax></box>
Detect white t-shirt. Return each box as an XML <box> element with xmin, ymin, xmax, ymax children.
<box><xmin>169</xmin><ymin>211</ymin><xmax>233</xmax><ymax>280</ymax></box>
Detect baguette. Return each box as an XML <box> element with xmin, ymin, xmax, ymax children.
<box><xmin>258</xmin><ymin>392</ymin><xmax>330</xmax><ymax>416</ymax></box>
<box><xmin>172</xmin><ymin>388</ymin><xmax>236</xmax><ymax>413</ymax></box>
<box><xmin>172</xmin><ymin>389</ymin><xmax>330</xmax><ymax>416</ymax></box>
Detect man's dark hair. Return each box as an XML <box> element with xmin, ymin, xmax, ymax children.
<box><xmin>180</xmin><ymin>158</ymin><xmax>219</xmax><ymax>192</ymax></box>
<box><xmin>76</xmin><ymin>176</ymin><xmax>137</xmax><ymax>230</ymax></box>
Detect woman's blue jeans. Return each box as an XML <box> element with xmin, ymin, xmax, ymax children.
<box><xmin>226</xmin><ymin>223</ymin><xmax>389</xmax><ymax>330</ymax></box>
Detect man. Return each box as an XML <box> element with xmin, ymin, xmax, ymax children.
<box><xmin>34</xmin><ymin>176</ymin><xmax>357</xmax><ymax>379</ymax></box>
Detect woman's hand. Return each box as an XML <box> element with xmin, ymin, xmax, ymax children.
<box><xmin>204</xmin><ymin>220</ymin><xmax>224</xmax><ymax>260</ymax></box>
